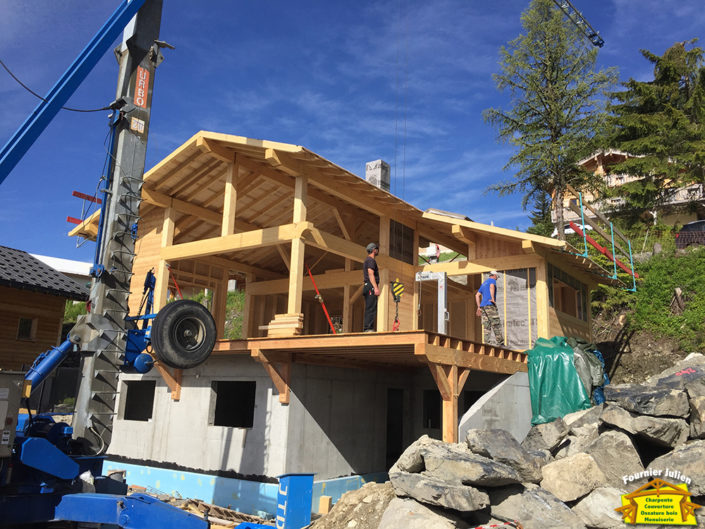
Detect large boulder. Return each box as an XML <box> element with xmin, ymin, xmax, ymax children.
<box><xmin>390</xmin><ymin>435</ymin><xmax>444</xmax><ymax>474</ymax></box>
<box><xmin>563</xmin><ymin>404</ymin><xmax>604</xmax><ymax>431</ymax></box>
<box><xmin>465</xmin><ymin>428</ymin><xmax>543</xmax><ymax>483</ymax></box>
<box><xmin>378</xmin><ymin>497</ymin><xmax>469</xmax><ymax>529</ymax></box>
<box><xmin>554</xmin><ymin>422</ymin><xmax>600</xmax><ymax>459</ymax></box>
<box><xmin>490</xmin><ymin>484</ymin><xmax>586</xmax><ymax>529</ymax></box>
<box><xmin>421</xmin><ymin>442</ymin><xmax>523</xmax><ymax>487</ymax></box>
<box><xmin>685</xmin><ymin>378</ymin><xmax>705</xmax><ymax>439</ymax></box>
<box><xmin>600</xmin><ymin>404</ymin><xmax>689</xmax><ymax>448</ymax></box>
<box><xmin>603</xmin><ymin>383</ymin><xmax>689</xmax><ymax>417</ymax></box>
<box><xmin>540</xmin><ymin>452</ymin><xmax>606</xmax><ymax>502</ymax></box>
<box><xmin>583</xmin><ymin>430</ymin><xmax>644</xmax><ymax>488</ymax></box>
<box><xmin>650</xmin><ymin>440</ymin><xmax>705</xmax><ymax>495</ymax></box>
<box><xmin>389</xmin><ymin>471</ymin><xmax>489</xmax><ymax>512</ymax></box>
<box><xmin>644</xmin><ymin>353</ymin><xmax>705</xmax><ymax>389</ymax></box>
<box><xmin>521</xmin><ymin>417</ymin><xmax>569</xmax><ymax>452</ymax></box>
<box><xmin>571</xmin><ymin>486</ymin><xmax>627</xmax><ymax>529</ymax></box>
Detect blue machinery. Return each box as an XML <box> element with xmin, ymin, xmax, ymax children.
<box><xmin>0</xmin><ymin>1</ymin><xmax>314</xmax><ymax>527</ymax></box>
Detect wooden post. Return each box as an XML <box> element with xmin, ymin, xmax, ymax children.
<box><xmin>154</xmin><ymin>207</ymin><xmax>175</xmax><ymax>311</ymax></box>
<box><xmin>536</xmin><ymin>262</ymin><xmax>550</xmax><ymax>338</ymax></box>
<box><xmin>212</xmin><ymin>278</ymin><xmax>228</xmax><ymax>339</ymax></box>
<box><xmin>343</xmin><ymin>259</ymin><xmax>351</xmax><ymax>332</ymax></box>
<box><xmin>412</xmin><ymin>225</ymin><xmax>420</xmax><ymax>331</ymax></box>
<box><xmin>221</xmin><ymin>154</ymin><xmax>238</xmax><ymax>236</ymax></box>
<box><xmin>242</xmin><ymin>273</ymin><xmax>254</xmax><ymax>338</ymax></box>
<box><xmin>287</xmin><ymin>175</ymin><xmax>308</xmax><ymax>315</ymax></box>
<box><xmin>377</xmin><ymin>216</ymin><xmax>390</xmax><ymax>331</ymax></box>
<box><xmin>428</xmin><ymin>362</ymin><xmax>471</xmax><ymax>443</ymax></box>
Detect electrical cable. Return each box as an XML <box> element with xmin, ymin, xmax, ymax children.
<box><xmin>0</xmin><ymin>57</ymin><xmax>111</xmax><ymax>113</ymax></box>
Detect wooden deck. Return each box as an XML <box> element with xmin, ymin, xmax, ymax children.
<box><xmin>208</xmin><ymin>330</ymin><xmax>528</xmax><ymax>443</ymax></box>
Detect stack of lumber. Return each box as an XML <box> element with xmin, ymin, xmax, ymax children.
<box><xmin>259</xmin><ymin>313</ymin><xmax>304</xmax><ymax>337</ymax></box>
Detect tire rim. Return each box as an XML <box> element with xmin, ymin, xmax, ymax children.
<box><xmin>171</xmin><ymin>315</ymin><xmax>206</xmax><ymax>351</ymax></box>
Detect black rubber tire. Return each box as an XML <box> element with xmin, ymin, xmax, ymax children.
<box><xmin>151</xmin><ymin>300</ymin><xmax>216</xmax><ymax>369</ymax></box>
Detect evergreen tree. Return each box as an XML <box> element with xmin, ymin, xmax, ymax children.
<box><xmin>608</xmin><ymin>41</ymin><xmax>705</xmax><ymax>219</ymax></box>
<box><xmin>526</xmin><ymin>191</ymin><xmax>554</xmax><ymax>237</ymax></box>
<box><xmin>484</xmin><ymin>0</ymin><xmax>616</xmax><ymax>240</ymax></box>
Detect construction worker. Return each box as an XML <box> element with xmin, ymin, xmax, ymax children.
<box><xmin>475</xmin><ymin>270</ymin><xmax>505</xmax><ymax>346</ymax></box>
<box><xmin>363</xmin><ymin>242</ymin><xmax>380</xmax><ymax>332</ymax></box>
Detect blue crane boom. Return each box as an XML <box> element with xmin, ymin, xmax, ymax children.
<box><xmin>0</xmin><ymin>0</ymin><xmax>146</xmax><ymax>185</ymax></box>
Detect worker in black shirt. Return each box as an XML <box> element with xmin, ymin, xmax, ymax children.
<box><xmin>363</xmin><ymin>242</ymin><xmax>380</xmax><ymax>332</ymax></box>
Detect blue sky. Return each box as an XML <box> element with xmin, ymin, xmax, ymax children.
<box><xmin>1</xmin><ymin>0</ymin><xmax>703</xmax><ymax>262</ymax></box>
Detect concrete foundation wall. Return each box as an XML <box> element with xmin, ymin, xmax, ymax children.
<box><xmin>109</xmin><ymin>356</ymin><xmax>289</xmax><ymax>477</ymax></box>
<box><xmin>284</xmin><ymin>364</ymin><xmax>416</xmax><ymax>479</ymax></box>
<box><xmin>458</xmin><ymin>371</ymin><xmax>532</xmax><ymax>443</ymax></box>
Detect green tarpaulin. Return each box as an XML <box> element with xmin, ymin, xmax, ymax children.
<box><xmin>528</xmin><ymin>336</ymin><xmax>592</xmax><ymax>425</ymax></box>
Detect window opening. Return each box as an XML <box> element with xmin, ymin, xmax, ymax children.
<box><xmin>211</xmin><ymin>381</ymin><xmax>256</xmax><ymax>428</ymax></box>
<box><xmin>17</xmin><ymin>317</ymin><xmax>36</xmax><ymax>340</ymax></box>
<box><xmin>123</xmin><ymin>380</ymin><xmax>156</xmax><ymax>421</ymax></box>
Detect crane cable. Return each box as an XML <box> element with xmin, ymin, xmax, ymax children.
<box><xmin>0</xmin><ymin>57</ymin><xmax>111</xmax><ymax>112</ymax></box>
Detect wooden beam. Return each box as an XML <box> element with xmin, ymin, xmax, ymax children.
<box><xmin>252</xmin><ymin>349</ymin><xmax>290</xmax><ymax>404</ymax></box>
<box><xmin>154</xmin><ymin>362</ymin><xmax>182</xmax><ymax>401</ymax></box>
<box><xmin>197</xmin><ymin>255</ymin><xmax>280</xmax><ymax>280</ymax></box>
<box><xmin>343</xmin><ymin>259</ymin><xmax>351</xmax><ymax>332</ymax></box>
<box><xmin>424</xmin><ymin>343</ymin><xmax>527</xmax><ymax>374</ymax></box>
<box><xmin>418</xmin><ymin>254</ymin><xmax>542</xmax><ymax>276</ymax></box>
<box><xmin>265</xmin><ymin>148</ymin><xmax>303</xmax><ymax>177</ymax></box>
<box><xmin>161</xmin><ymin>222</ymin><xmax>310</xmax><ymax>261</ymax></box>
<box><xmin>276</xmin><ymin>245</ymin><xmax>291</xmax><ymax>270</ymax></box>
<box><xmin>378</xmin><ymin>216</ymin><xmax>391</xmax><ymax>332</ymax></box>
<box><xmin>536</xmin><ymin>263</ymin><xmax>550</xmax><ymax>339</ymax></box>
<box><xmin>333</xmin><ymin>208</ymin><xmax>351</xmax><ymax>240</ymax></box>
<box><xmin>423</xmin><ymin>211</ymin><xmax>565</xmax><ymax>248</ymax></box>
<box><xmin>154</xmin><ymin>207</ymin><xmax>176</xmax><ymax>311</ymax></box>
<box><xmin>412</xmin><ymin>224</ymin><xmax>420</xmax><ymax>330</ymax></box>
<box><xmin>196</xmin><ymin>136</ymin><xmax>234</xmax><ymax>163</ymax></box>
<box><xmin>242</xmin><ymin>273</ymin><xmax>254</xmax><ymax>338</ymax></box>
<box><xmin>221</xmin><ymin>155</ymin><xmax>239</xmax><ymax>236</ymax></box>
<box><xmin>288</xmin><ymin>175</ymin><xmax>308</xmax><ymax>315</ymax></box>
<box><xmin>247</xmin><ymin>269</ymin><xmax>361</xmax><ymax>296</ymax></box>
<box><xmin>522</xmin><ymin>240</ymin><xmax>536</xmax><ymax>254</ymax></box>
<box><xmin>237</xmin><ymin>157</ymin><xmax>364</xmax><ymax>222</ymax></box>
<box><xmin>213</xmin><ymin>279</ymin><xmax>228</xmax><ymax>338</ymax></box>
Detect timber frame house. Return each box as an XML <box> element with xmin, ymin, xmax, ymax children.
<box><xmin>72</xmin><ymin>131</ymin><xmax>618</xmax><ymax>446</ymax></box>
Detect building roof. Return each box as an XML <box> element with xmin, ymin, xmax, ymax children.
<box><xmin>69</xmin><ymin>131</ymin><xmax>618</xmax><ymax>285</ymax></box>
<box><xmin>0</xmin><ymin>246</ymin><xmax>89</xmax><ymax>301</ymax></box>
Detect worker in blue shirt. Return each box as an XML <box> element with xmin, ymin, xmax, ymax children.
<box><xmin>475</xmin><ymin>270</ymin><xmax>505</xmax><ymax>346</ymax></box>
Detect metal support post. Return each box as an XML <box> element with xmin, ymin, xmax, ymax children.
<box><xmin>415</xmin><ymin>271</ymin><xmax>449</xmax><ymax>335</ymax></box>
<box><xmin>72</xmin><ymin>0</ymin><xmax>164</xmax><ymax>453</ymax></box>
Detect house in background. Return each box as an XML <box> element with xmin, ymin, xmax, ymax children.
<box><xmin>69</xmin><ymin>131</ymin><xmax>619</xmax><ymax>511</ymax></box>
<box><xmin>555</xmin><ymin>150</ymin><xmax>705</xmax><ymax>228</ymax></box>
<box><xmin>32</xmin><ymin>254</ymin><xmax>91</xmax><ymax>290</ymax></box>
<box><xmin>0</xmin><ymin>246</ymin><xmax>88</xmax><ymax>370</ymax></box>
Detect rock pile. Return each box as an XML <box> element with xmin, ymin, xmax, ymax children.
<box><xmin>312</xmin><ymin>353</ymin><xmax>705</xmax><ymax>529</ymax></box>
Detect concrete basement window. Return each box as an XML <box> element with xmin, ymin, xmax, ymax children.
<box><xmin>210</xmin><ymin>381</ymin><xmax>256</xmax><ymax>428</ymax></box>
<box><xmin>123</xmin><ymin>380</ymin><xmax>156</xmax><ymax>421</ymax></box>
<box><xmin>422</xmin><ymin>390</ymin><xmax>441</xmax><ymax>429</ymax></box>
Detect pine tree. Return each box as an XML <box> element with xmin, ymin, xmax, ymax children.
<box><xmin>484</xmin><ymin>0</ymin><xmax>616</xmax><ymax>240</ymax></box>
<box><xmin>526</xmin><ymin>191</ymin><xmax>554</xmax><ymax>237</ymax></box>
<box><xmin>608</xmin><ymin>40</ymin><xmax>705</xmax><ymax>218</ymax></box>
